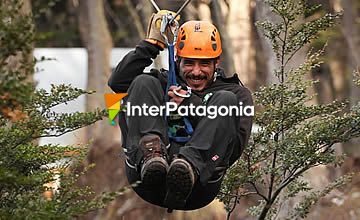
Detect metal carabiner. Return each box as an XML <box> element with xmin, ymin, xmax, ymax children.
<box><xmin>160</xmin><ymin>14</ymin><xmax>170</xmax><ymax>44</ymax></box>
<box><xmin>173</xmin><ymin>86</ymin><xmax>191</xmax><ymax>98</ymax></box>
<box><xmin>160</xmin><ymin>13</ymin><xmax>179</xmax><ymax>45</ymax></box>
<box><xmin>150</xmin><ymin>0</ymin><xmax>191</xmax><ymax>45</ymax></box>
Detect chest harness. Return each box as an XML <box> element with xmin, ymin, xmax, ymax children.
<box><xmin>155</xmin><ymin>1</ymin><xmax>193</xmax><ymax>143</ymax></box>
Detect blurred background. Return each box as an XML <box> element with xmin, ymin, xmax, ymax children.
<box><xmin>27</xmin><ymin>0</ymin><xmax>360</xmax><ymax>219</ymax></box>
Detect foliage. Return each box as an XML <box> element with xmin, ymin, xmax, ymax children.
<box><xmin>31</xmin><ymin>0</ymin><xmax>138</xmax><ymax>47</ymax></box>
<box><xmin>286</xmin><ymin>172</ymin><xmax>355</xmax><ymax>219</ymax></box>
<box><xmin>32</xmin><ymin>0</ymin><xmax>82</xmax><ymax>47</ymax></box>
<box><xmin>219</xmin><ymin>0</ymin><xmax>360</xmax><ymax>219</ymax></box>
<box><xmin>0</xmin><ymin>1</ymin><xmax>121</xmax><ymax>219</ymax></box>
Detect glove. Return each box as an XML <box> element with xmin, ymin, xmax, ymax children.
<box><xmin>146</xmin><ymin>10</ymin><xmax>180</xmax><ymax>48</ymax></box>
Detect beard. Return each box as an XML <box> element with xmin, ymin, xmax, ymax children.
<box><xmin>184</xmin><ymin>73</ymin><xmax>208</xmax><ymax>80</ymax></box>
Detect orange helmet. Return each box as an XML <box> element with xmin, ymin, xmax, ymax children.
<box><xmin>176</xmin><ymin>20</ymin><xmax>222</xmax><ymax>59</ymax></box>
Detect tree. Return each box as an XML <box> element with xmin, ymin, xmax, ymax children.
<box><xmin>78</xmin><ymin>0</ymin><xmax>114</xmax><ymax>142</ymax></box>
<box><xmin>330</xmin><ymin>0</ymin><xmax>360</xmax><ymax>167</ymax></box>
<box><xmin>218</xmin><ymin>0</ymin><xmax>360</xmax><ymax>219</ymax></box>
<box><xmin>209</xmin><ymin>0</ymin><xmax>236</xmax><ymax>76</ymax></box>
<box><xmin>0</xmin><ymin>0</ymin><xmax>119</xmax><ymax>218</ymax></box>
<box><xmin>227</xmin><ymin>0</ymin><xmax>257</xmax><ymax>91</ymax></box>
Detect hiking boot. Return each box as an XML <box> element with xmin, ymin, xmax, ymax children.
<box><xmin>139</xmin><ymin>135</ymin><xmax>169</xmax><ymax>188</ymax></box>
<box><xmin>164</xmin><ymin>157</ymin><xmax>196</xmax><ymax>209</ymax></box>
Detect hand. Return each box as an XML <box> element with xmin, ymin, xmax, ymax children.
<box><xmin>146</xmin><ymin>10</ymin><xmax>180</xmax><ymax>48</ymax></box>
<box><xmin>168</xmin><ymin>85</ymin><xmax>187</xmax><ymax>105</ymax></box>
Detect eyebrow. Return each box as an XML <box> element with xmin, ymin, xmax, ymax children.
<box><xmin>183</xmin><ymin>59</ymin><xmax>195</xmax><ymax>64</ymax></box>
<box><xmin>200</xmin><ymin>59</ymin><xmax>212</xmax><ymax>64</ymax></box>
<box><xmin>183</xmin><ymin>59</ymin><xmax>213</xmax><ymax>64</ymax></box>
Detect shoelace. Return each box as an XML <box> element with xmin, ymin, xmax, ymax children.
<box><xmin>142</xmin><ymin>140</ymin><xmax>166</xmax><ymax>162</ymax></box>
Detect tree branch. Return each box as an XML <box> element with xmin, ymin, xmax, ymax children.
<box><xmin>249</xmin><ymin>181</ymin><xmax>269</xmax><ymax>201</ymax></box>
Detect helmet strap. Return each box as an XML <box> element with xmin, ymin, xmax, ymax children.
<box><xmin>212</xmin><ymin>58</ymin><xmax>220</xmax><ymax>82</ymax></box>
<box><xmin>213</xmin><ymin>70</ymin><xmax>218</xmax><ymax>82</ymax></box>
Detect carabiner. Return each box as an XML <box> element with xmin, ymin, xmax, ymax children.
<box><xmin>160</xmin><ymin>13</ymin><xmax>179</xmax><ymax>45</ymax></box>
<box><xmin>173</xmin><ymin>86</ymin><xmax>191</xmax><ymax>98</ymax></box>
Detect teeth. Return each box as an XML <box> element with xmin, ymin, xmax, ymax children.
<box><xmin>187</xmin><ymin>77</ymin><xmax>206</xmax><ymax>84</ymax></box>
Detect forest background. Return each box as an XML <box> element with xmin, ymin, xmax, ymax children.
<box><xmin>2</xmin><ymin>0</ymin><xmax>360</xmax><ymax>219</ymax></box>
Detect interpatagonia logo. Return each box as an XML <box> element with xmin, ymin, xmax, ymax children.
<box><xmin>104</xmin><ymin>92</ymin><xmax>255</xmax><ymax>126</ymax></box>
<box><xmin>104</xmin><ymin>93</ymin><xmax>128</xmax><ymax>125</ymax></box>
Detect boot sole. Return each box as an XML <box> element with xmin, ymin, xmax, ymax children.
<box><xmin>164</xmin><ymin>159</ymin><xmax>194</xmax><ymax>209</ymax></box>
<box><xmin>141</xmin><ymin>157</ymin><xmax>168</xmax><ymax>188</ymax></box>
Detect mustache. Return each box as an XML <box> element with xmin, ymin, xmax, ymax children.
<box><xmin>185</xmin><ymin>73</ymin><xmax>208</xmax><ymax>80</ymax></box>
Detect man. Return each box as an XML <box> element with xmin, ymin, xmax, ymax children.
<box><xmin>108</xmin><ymin>10</ymin><xmax>253</xmax><ymax>211</ymax></box>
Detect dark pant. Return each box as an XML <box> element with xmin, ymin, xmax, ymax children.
<box><xmin>121</xmin><ymin>74</ymin><xmax>238</xmax><ymax>210</ymax></box>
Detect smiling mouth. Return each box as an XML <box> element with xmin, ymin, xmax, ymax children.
<box><xmin>186</xmin><ymin>74</ymin><xmax>207</xmax><ymax>80</ymax></box>
<box><xmin>189</xmin><ymin>78</ymin><xmax>205</xmax><ymax>83</ymax></box>
<box><xmin>186</xmin><ymin>76</ymin><xmax>207</xmax><ymax>86</ymax></box>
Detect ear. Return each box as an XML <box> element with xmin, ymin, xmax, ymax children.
<box><xmin>215</xmin><ymin>58</ymin><xmax>220</xmax><ymax>68</ymax></box>
<box><xmin>175</xmin><ymin>56</ymin><xmax>181</xmax><ymax>65</ymax></box>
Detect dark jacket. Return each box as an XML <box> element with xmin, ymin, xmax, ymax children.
<box><xmin>108</xmin><ymin>40</ymin><xmax>253</xmax><ymax>165</ymax></box>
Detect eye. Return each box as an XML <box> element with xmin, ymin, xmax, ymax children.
<box><xmin>200</xmin><ymin>60</ymin><xmax>212</xmax><ymax>66</ymax></box>
<box><xmin>183</xmin><ymin>59</ymin><xmax>194</xmax><ymax>66</ymax></box>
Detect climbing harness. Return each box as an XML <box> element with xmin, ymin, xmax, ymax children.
<box><xmin>150</xmin><ymin>0</ymin><xmax>193</xmax><ymax>143</ymax></box>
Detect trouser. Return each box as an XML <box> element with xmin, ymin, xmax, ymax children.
<box><xmin>121</xmin><ymin>74</ymin><xmax>239</xmax><ymax>210</ymax></box>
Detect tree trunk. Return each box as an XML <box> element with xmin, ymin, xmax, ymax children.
<box><xmin>336</xmin><ymin>0</ymin><xmax>360</xmax><ymax>68</ymax></box>
<box><xmin>209</xmin><ymin>0</ymin><xmax>236</xmax><ymax>77</ymax></box>
<box><xmin>78</xmin><ymin>0</ymin><xmax>115</xmax><ymax>144</ymax></box>
<box><xmin>253</xmin><ymin>22</ymin><xmax>268</xmax><ymax>89</ymax></box>
<box><xmin>227</xmin><ymin>0</ymin><xmax>257</xmax><ymax>91</ymax></box>
<box><xmin>198</xmin><ymin>0</ymin><xmax>212</xmax><ymax>21</ymax></box>
<box><xmin>335</xmin><ymin>0</ymin><xmax>360</xmax><ymax>108</ymax></box>
<box><xmin>254</xmin><ymin>0</ymin><xmax>281</xmax><ymax>84</ymax></box>
<box><xmin>6</xmin><ymin>0</ymin><xmax>33</xmax><ymax>72</ymax></box>
<box><xmin>76</xmin><ymin>1</ymin><xmax>130</xmax><ymax>219</ymax></box>
<box><xmin>328</xmin><ymin>37</ymin><xmax>350</xmax><ymax>104</ymax></box>
<box><xmin>184</xmin><ymin>0</ymin><xmax>199</xmax><ymax>21</ymax></box>
<box><xmin>123</xmin><ymin>0</ymin><xmax>145</xmax><ymax>40</ymax></box>
<box><xmin>331</xmin><ymin>0</ymin><xmax>360</xmax><ymax>168</ymax></box>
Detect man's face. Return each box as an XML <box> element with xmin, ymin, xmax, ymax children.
<box><xmin>178</xmin><ymin>58</ymin><xmax>219</xmax><ymax>91</ymax></box>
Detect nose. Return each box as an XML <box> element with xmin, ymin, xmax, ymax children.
<box><xmin>192</xmin><ymin>62</ymin><xmax>201</xmax><ymax>75</ymax></box>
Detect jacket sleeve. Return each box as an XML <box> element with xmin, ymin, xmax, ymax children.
<box><xmin>108</xmin><ymin>40</ymin><xmax>163</xmax><ymax>93</ymax></box>
<box><xmin>229</xmin><ymin>86</ymin><xmax>254</xmax><ymax>166</ymax></box>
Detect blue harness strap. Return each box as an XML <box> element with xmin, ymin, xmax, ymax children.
<box><xmin>165</xmin><ymin>44</ymin><xmax>193</xmax><ymax>142</ymax></box>
<box><xmin>165</xmin><ymin>44</ymin><xmax>177</xmax><ymax>98</ymax></box>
